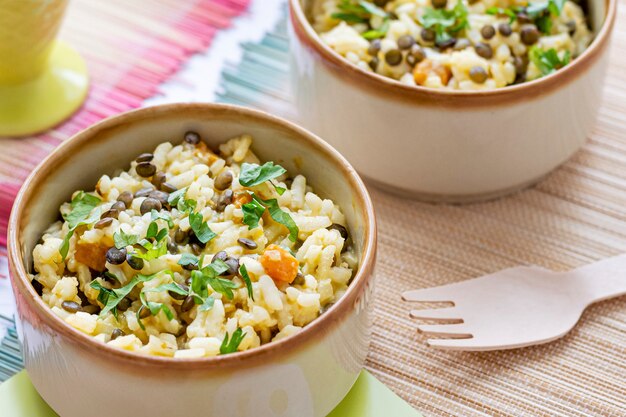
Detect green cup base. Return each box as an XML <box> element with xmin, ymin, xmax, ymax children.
<box><xmin>0</xmin><ymin>41</ymin><xmax>89</xmax><ymax>137</ymax></box>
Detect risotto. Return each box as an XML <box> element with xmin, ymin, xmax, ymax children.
<box><xmin>312</xmin><ymin>0</ymin><xmax>592</xmax><ymax>89</ymax></box>
<box><xmin>30</xmin><ymin>132</ymin><xmax>357</xmax><ymax>358</ymax></box>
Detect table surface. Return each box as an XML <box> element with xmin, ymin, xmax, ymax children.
<box><xmin>3</xmin><ymin>1</ymin><xmax>626</xmax><ymax>416</ymax></box>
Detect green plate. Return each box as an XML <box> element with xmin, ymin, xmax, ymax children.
<box><xmin>1</xmin><ymin>370</ymin><xmax>420</xmax><ymax>417</ymax></box>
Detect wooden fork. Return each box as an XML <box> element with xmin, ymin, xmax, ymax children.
<box><xmin>402</xmin><ymin>255</ymin><xmax>626</xmax><ymax>351</ymax></box>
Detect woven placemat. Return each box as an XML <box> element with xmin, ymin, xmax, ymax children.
<box><xmin>216</xmin><ymin>7</ymin><xmax>626</xmax><ymax>417</ymax></box>
<box><xmin>0</xmin><ymin>0</ymin><xmax>249</xmax><ymax>245</ymax></box>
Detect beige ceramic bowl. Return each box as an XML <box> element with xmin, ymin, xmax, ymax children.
<box><xmin>289</xmin><ymin>0</ymin><xmax>617</xmax><ymax>202</ymax></box>
<box><xmin>8</xmin><ymin>103</ymin><xmax>377</xmax><ymax>417</ymax></box>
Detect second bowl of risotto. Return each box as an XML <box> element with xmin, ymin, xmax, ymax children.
<box><xmin>290</xmin><ymin>0</ymin><xmax>616</xmax><ymax>201</ymax></box>
<box><xmin>8</xmin><ymin>103</ymin><xmax>376</xmax><ymax>417</ymax></box>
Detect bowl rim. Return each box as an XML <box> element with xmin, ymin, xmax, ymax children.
<box><xmin>288</xmin><ymin>0</ymin><xmax>617</xmax><ymax>105</ymax></box>
<box><xmin>7</xmin><ymin>103</ymin><xmax>377</xmax><ymax>370</ymax></box>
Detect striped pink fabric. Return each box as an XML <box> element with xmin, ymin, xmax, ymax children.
<box><xmin>0</xmin><ymin>0</ymin><xmax>250</xmax><ymax>248</ymax></box>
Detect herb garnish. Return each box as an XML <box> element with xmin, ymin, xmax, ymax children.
<box><xmin>90</xmin><ymin>272</ymin><xmax>157</xmax><ymax>318</ymax></box>
<box><xmin>485</xmin><ymin>6</ymin><xmax>517</xmax><ymax>23</ymax></box>
<box><xmin>113</xmin><ymin>229</ymin><xmax>139</xmax><ymax>249</ymax></box>
<box><xmin>59</xmin><ymin>192</ymin><xmax>102</xmax><ymax>259</ymax></box>
<box><xmin>529</xmin><ymin>46</ymin><xmax>570</xmax><ymax>76</ymax></box>
<box><xmin>167</xmin><ymin>187</ymin><xmax>188</xmax><ymax>206</ymax></box>
<box><xmin>136</xmin><ymin>292</ymin><xmax>175</xmax><ymax>330</ymax></box>
<box><xmin>239</xmin><ymin>161</ymin><xmax>288</xmax><ymax>195</ymax></box>
<box><xmin>526</xmin><ymin>0</ymin><xmax>566</xmax><ymax>33</ymax></box>
<box><xmin>239</xmin><ymin>264</ymin><xmax>254</xmax><ymax>300</ymax></box>
<box><xmin>150</xmin><ymin>209</ymin><xmax>174</xmax><ymax>228</ymax></box>
<box><xmin>331</xmin><ymin>0</ymin><xmax>387</xmax><ymax>23</ymax></box>
<box><xmin>241</xmin><ymin>197</ymin><xmax>266</xmax><ymax>229</ymax></box>
<box><xmin>190</xmin><ymin>259</ymin><xmax>237</xmax><ymax>304</ymax></box>
<box><xmin>189</xmin><ymin>212</ymin><xmax>216</xmax><ymax>244</ymax></box>
<box><xmin>419</xmin><ymin>1</ymin><xmax>469</xmax><ymax>43</ymax></box>
<box><xmin>239</xmin><ymin>162</ymin><xmax>286</xmax><ymax>187</ymax></box>
<box><xmin>220</xmin><ymin>328</ymin><xmax>246</xmax><ymax>354</ymax></box>
<box><xmin>63</xmin><ymin>192</ymin><xmax>101</xmax><ymax>228</ymax></box>
<box><xmin>178</xmin><ymin>253</ymin><xmax>200</xmax><ymax>268</ymax></box>
<box><xmin>241</xmin><ymin>194</ymin><xmax>299</xmax><ymax>242</ymax></box>
<box><xmin>362</xmin><ymin>19</ymin><xmax>391</xmax><ymax>40</ymax></box>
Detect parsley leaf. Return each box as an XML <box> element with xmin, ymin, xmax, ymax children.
<box><xmin>59</xmin><ymin>208</ymin><xmax>102</xmax><ymax>260</ymax></box>
<box><xmin>190</xmin><ymin>259</ymin><xmax>233</xmax><ymax>302</ymax></box>
<box><xmin>137</xmin><ymin>291</ymin><xmax>174</xmax><ymax>330</ymax></box>
<box><xmin>113</xmin><ymin>229</ymin><xmax>139</xmax><ymax>249</ymax></box>
<box><xmin>245</xmin><ymin>194</ymin><xmax>299</xmax><ymax>242</ymax></box>
<box><xmin>199</xmin><ymin>296</ymin><xmax>216</xmax><ymax>312</ymax></box>
<box><xmin>146</xmin><ymin>282</ymin><xmax>189</xmax><ymax>296</ymax></box>
<box><xmin>207</xmin><ymin>276</ymin><xmax>238</xmax><ymax>300</ymax></box>
<box><xmin>242</xmin><ymin>197</ymin><xmax>266</xmax><ymax>229</ymax></box>
<box><xmin>63</xmin><ymin>191</ymin><xmax>101</xmax><ymax>229</ymax></box>
<box><xmin>189</xmin><ymin>212</ymin><xmax>216</xmax><ymax>244</ymax></box>
<box><xmin>239</xmin><ymin>162</ymin><xmax>287</xmax><ymax>188</ymax></box>
<box><xmin>331</xmin><ymin>0</ymin><xmax>386</xmax><ymax>24</ymax></box>
<box><xmin>485</xmin><ymin>6</ymin><xmax>517</xmax><ymax>23</ymax></box>
<box><xmin>167</xmin><ymin>187</ymin><xmax>188</xmax><ymax>206</ymax></box>
<box><xmin>146</xmin><ymin>221</ymin><xmax>159</xmax><ymax>240</ymax></box>
<box><xmin>178</xmin><ymin>253</ymin><xmax>199</xmax><ymax>268</ymax></box>
<box><xmin>89</xmin><ymin>272</ymin><xmax>157</xmax><ymax>318</ymax></box>
<box><xmin>529</xmin><ymin>46</ymin><xmax>571</xmax><ymax>76</ymax></box>
<box><xmin>134</xmin><ymin>238</ymin><xmax>167</xmax><ymax>261</ymax></box>
<box><xmin>262</xmin><ymin>197</ymin><xmax>299</xmax><ymax>242</ymax></box>
<box><xmin>59</xmin><ymin>191</ymin><xmax>102</xmax><ymax>259</ymax></box>
<box><xmin>239</xmin><ymin>264</ymin><xmax>254</xmax><ymax>300</ymax></box>
<box><xmin>526</xmin><ymin>0</ymin><xmax>566</xmax><ymax>34</ymax></box>
<box><xmin>151</xmin><ymin>209</ymin><xmax>174</xmax><ymax>228</ymax></box>
<box><xmin>420</xmin><ymin>2</ymin><xmax>469</xmax><ymax>43</ymax></box>
<box><xmin>220</xmin><ymin>328</ymin><xmax>246</xmax><ymax>354</ymax></box>
<box><xmin>362</xmin><ymin>19</ymin><xmax>391</xmax><ymax>40</ymax></box>
<box><xmin>178</xmin><ymin>198</ymin><xmax>197</xmax><ymax>213</ymax></box>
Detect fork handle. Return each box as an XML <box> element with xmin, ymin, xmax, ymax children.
<box><xmin>569</xmin><ymin>254</ymin><xmax>626</xmax><ymax>303</ymax></box>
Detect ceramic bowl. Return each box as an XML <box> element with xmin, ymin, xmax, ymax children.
<box><xmin>8</xmin><ymin>103</ymin><xmax>377</xmax><ymax>417</ymax></box>
<box><xmin>289</xmin><ymin>0</ymin><xmax>617</xmax><ymax>202</ymax></box>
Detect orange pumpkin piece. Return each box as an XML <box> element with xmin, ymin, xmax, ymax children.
<box><xmin>233</xmin><ymin>192</ymin><xmax>253</xmax><ymax>208</ymax></box>
<box><xmin>74</xmin><ymin>241</ymin><xmax>109</xmax><ymax>271</ymax></box>
<box><xmin>260</xmin><ymin>244</ymin><xmax>299</xmax><ymax>284</ymax></box>
<box><xmin>413</xmin><ymin>59</ymin><xmax>452</xmax><ymax>86</ymax></box>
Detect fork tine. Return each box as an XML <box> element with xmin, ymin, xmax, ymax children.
<box><xmin>417</xmin><ymin>323</ymin><xmax>472</xmax><ymax>338</ymax></box>
<box><xmin>426</xmin><ymin>337</ymin><xmax>497</xmax><ymax>351</ymax></box>
<box><xmin>410</xmin><ymin>307</ymin><xmax>460</xmax><ymax>322</ymax></box>
<box><xmin>402</xmin><ymin>286</ymin><xmax>455</xmax><ymax>303</ymax></box>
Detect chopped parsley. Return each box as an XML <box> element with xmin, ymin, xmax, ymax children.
<box><xmin>263</xmin><ymin>197</ymin><xmax>299</xmax><ymax>242</ymax></box>
<box><xmin>239</xmin><ymin>264</ymin><xmax>254</xmax><ymax>300</ymax></box>
<box><xmin>167</xmin><ymin>187</ymin><xmax>188</xmax><ymax>206</ymax></box>
<box><xmin>241</xmin><ymin>197</ymin><xmax>266</xmax><ymax>229</ymax></box>
<box><xmin>137</xmin><ymin>291</ymin><xmax>174</xmax><ymax>329</ymax></box>
<box><xmin>188</xmin><ymin>212</ymin><xmax>216</xmax><ymax>244</ymax></box>
<box><xmin>113</xmin><ymin>229</ymin><xmax>139</xmax><ymax>249</ymax></box>
<box><xmin>485</xmin><ymin>6</ymin><xmax>517</xmax><ymax>23</ymax></box>
<box><xmin>529</xmin><ymin>46</ymin><xmax>570</xmax><ymax>76</ymax></box>
<box><xmin>241</xmin><ymin>194</ymin><xmax>299</xmax><ymax>242</ymax></box>
<box><xmin>220</xmin><ymin>328</ymin><xmax>246</xmax><ymax>354</ymax></box>
<box><xmin>362</xmin><ymin>19</ymin><xmax>391</xmax><ymax>40</ymax></box>
<box><xmin>526</xmin><ymin>0</ymin><xmax>566</xmax><ymax>33</ymax></box>
<box><xmin>190</xmin><ymin>259</ymin><xmax>237</xmax><ymax>303</ymax></box>
<box><xmin>147</xmin><ymin>282</ymin><xmax>188</xmax><ymax>296</ymax></box>
<box><xmin>63</xmin><ymin>191</ymin><xmax>101</xmax><ymax>229</ymax></box>
<box><xmin>331</xmin><ymin>0</ymin><xmax>387</xmax><ymax>24</ymax></box>
<box><xmin>59</xmin><ymin>192</ymin><xmax>102</xmax><ymax>259</ymax></box>
<box><xmin>239</xmin><ymin>162</ymin><xmax>287</xmax><ymax>187</ymax></box>
<box><xmin>178</xmin><ymin>253</ymin><xmax>199</xmax><ymax>268</ymax></box>
<box><xmin>89</xmin><ymin>272</ymin><xmax>157</xmax><ymax>318</ymax></box>
<box><xmin>150</xmin><ymin>209</ymin><xmax>174</xmax><ymax>228</ymax></box>
<box><xmin>419</xmin><ymin>1</ymin><xmax>469</xmax><ymax>43</ymax></box>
